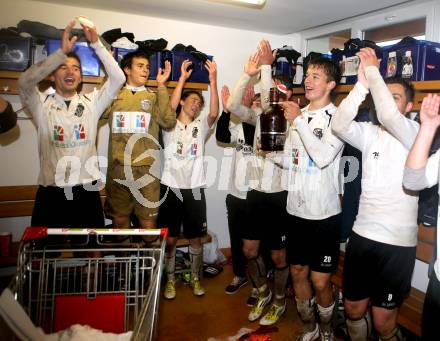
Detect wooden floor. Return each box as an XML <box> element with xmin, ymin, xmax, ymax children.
<box><xmin>157</xmin><ymin>264</ymin><xmax>330</xmax><ymax>341</ymax></box>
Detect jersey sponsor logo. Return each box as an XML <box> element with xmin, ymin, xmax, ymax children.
<box><xmin>73</xmin><ymin>124</ymin><xmax>86</xmax><ymax>140</ymax></box>
<box><xmin>292</xmin><ymin>148</ymin><xmax>299</xmax><ymax>166</ymax></box>
<box><xmin>135</xmin><ymin>114</ymin><xmax>146</xmax><ymax>128</ymax></box>
<box><xmin>112</xmin><ymin>112</ymin><xmax>150</xmax><ymax>134</ymax></box>
<box><xmin>53</xmin><ymin>125</ymin><xmax>64</xmax><ymax>141</ymax></box>
<box><xmin>176</xmin><ymin>141</ymin><xmax>183</xmax><ymax>155</ymax></box>
<box><xmin>190</xmin><ymin>143</ymin><xmax>198</xmax><ymax>157</ymax></box>
<box><xmin>373</xmin><ymin>151</ymin><xmax>380</xmax><ymax>159</ymax></box>
<box><xmin>115</xmin><ymin>113</ymin><xmax>125</xmax><ymax>128</ymax></box>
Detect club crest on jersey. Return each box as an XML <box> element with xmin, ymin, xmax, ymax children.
<box><xmin>140</xmin><ymin>99</ymin><xmax>151</xmax><ymax>112</ymax></box>
<box><xmin>313</xmin><ymin>128</ymin><xmax>323</xmax><ymax>139</ymax></box>
<box><xmin>192</xmin><ymin>127</ymin><xmax>199</xmax><ymax>138</ymax></box>
<box><xmin>74</xmin><ymin>103</ymin><xmax>85</xmax><ymax>117</ymax></box>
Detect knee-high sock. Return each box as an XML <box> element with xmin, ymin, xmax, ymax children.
<box><xmin>189</xmin><ymin>246</ymin><xmax>203</xmax><ymax>280</ymax></box>
<box><xmin>346</xmin><ymin>311</ymin><xmax>372</xmax><ymax>341</ymax></box>
<box><xmin>165</xmin><ymin>246</ymin><xmax>176</xmax><ymax>282</ymax></box>
<box><xmin>296</xmin><ymin>297</ymin><xmax>317</xmax><ymax>331</ymax></box>
<box><xmin>273</xmin><ymin>265</ymin><xmax>289</xmax><ymax>305</ymax></box>
<box><xmin>247</xmin><ymin>256</ymin><xmax>267</xmax><ymax>294</ymax></box>
<box><xmin>379</xmin><ymin>327</ymin><xmax>403</xmax><ymax>341</ymax></box>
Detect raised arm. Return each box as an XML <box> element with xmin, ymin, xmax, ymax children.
<box><xmin>216</xmin><ymin>85</ymin><xmax>233</xmax><ymax>143</ymax></box>
<box><xmin>153</xmin><ymin>60</ymin><xmax>176</xmax><ymax>129</ymax></box>
<box><xmin>206</xmin><ymin>59</ymin><xmax>219</xmax><ymax>128</ymax></box>
<box><xmin>83</xmin><ymin>22</ymin><xmax>125</xmax><ymax>117</ymax></box>
<box><xmin>227</xmin><ymin>52</ymin><xmax>260</xmax><ymax>125</ymax></box>
<box><xmin>18</xmin><ymin>20</ymin><xmax>78</xmax><ymax>126</ymax></box>
<box><xmin>282</xmin><ymin>101</ymin><xmax>344</xmax><ymax>169</ymax></box>
<box><xmin>332</xmin><ymin>59</ymin><xmax>370</xmax><ymax>151</ymax></box>
<box><xmin>258</xmin><ymin>40</ymin><xmax>276</xmax><ymax>111</ymax></box>
<box><xmin>403</xmin><ymin>94</ymin><xmax>440</xmax><ymax>190</ymax></box>
<box><xmin>359</xmin><ymin>48</ymin><xmax>419</xmax><ymax>149</ymax></box>
<box><xmin>170</xmin><ymin>59</ymin><xmax>192</xmax><ymax>111</ymax></box>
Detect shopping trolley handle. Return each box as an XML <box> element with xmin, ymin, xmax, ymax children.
<box><xmin>21</xmin><ymin>227</ymin><xmax>168</xmax><ymax>241</ymax></box>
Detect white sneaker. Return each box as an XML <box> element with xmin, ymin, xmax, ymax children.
<box><xmin>248</xmin><ymin>290</ymin><xmax>272</xmax><ymax>322</ymax></box>
<box><xmin>296</xmin><ymin>324</ymin><xmax>319</xmax><ymax>341</ymax></box>
<box><xmin>259</xmin><ymin>301</ymin><xmax>286</xmax><ymax>325</ymax></box>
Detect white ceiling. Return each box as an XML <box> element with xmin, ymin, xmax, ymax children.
<box><xmin>35</xmin><ymin>0</ymin><xmax>428</xmax><ymax>34</ymax></box>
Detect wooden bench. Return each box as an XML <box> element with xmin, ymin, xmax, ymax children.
<box><xmin>0</xmin><ymin>185</ymin><xmax>212</xmax><ymax>263</ymax></box>
<box><xmin>331</xmin><ymin>225</ymin><xmax>435</xmax><ymax>337</ymax></box>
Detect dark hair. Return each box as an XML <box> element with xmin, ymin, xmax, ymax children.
<box><xmin>66</xmin><ymin>52</ymin><xmax>82</xmax><ymax>75</ymax></box>
<box><xmin>177</xmin><ymin>90</ymin><xmax>205</xmax><ymax>114</ymax></box>
<box><xmin>307</xmin><ymin>57</ymin><xmax>341</xmax><ymax>85</ymax></box>
<box><xmin>385</xmin><ymin>77</ymin><xmax>415</xmax><ymax>102</ymax></box>
<box><xmin>120</xmin><ymin>50</ymin><xmax>150</xmax><ymax>71</ymax></box>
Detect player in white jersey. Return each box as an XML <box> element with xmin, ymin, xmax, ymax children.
<box><xmin>280</xmin><ymin>57</ymin><xmax>344</xmax><ymax>341</ymax></box>
<box><xmin>18</xmin><ymin>18</ymin><xmax>125</xmax><ymax>229</ymax></box>
<box><xmin>216</xmin><ymin>85</ymin><xmax>256</xmax><ymax>295</ymax></box>
<box><xmin>403</xmin><ymin>93</ymin><xmax>440</xmax><ymax>341</ymax></box>
<box><xmin>332</xmin><ymin>47</ymin><xmax>418</xmax><ymax>341</ymax></box>
<box><xmin>227</xmin><ymin>41</ymin><xmax>290</xmax><ymax>326</ymax></box>
<box><xmin>159</xmin><ymin>59</ymin><xmax>219</xmax><ymax>299</ymax></box>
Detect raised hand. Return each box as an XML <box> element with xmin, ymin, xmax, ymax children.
<box><xmin>420</xmin><ymin>94</ymin><xmax>440</xmax><ymax>128</ymax></box>
<box><xmin>242</xmin><ymin>85</ymin><xmax>255</xmax><ymax>108</ymax></box>
<box><xmin>81</xmin><ymin>23</ymin><xmax>99</xmax><ymax>44</ymax></box>
<box><xmin>157</xmin><ymin>60</ymin><xmax>171</xmax><ymax>86</ymax></box>
<box><xmin>357</xmin><ymin>47</ymin><xmax>380</xmax><ymax>69</ymax></box>
<box><xmin>258</xmin><ymin>39</ymin><xmax>276</xmax><ymax>65</ymax></box>
<box><xmin>205</xmin><ymin>59</ymin><xmax>217</xmax><ymax>83</ymax></box>
<box><xmin>61</xmin><ymin>20</ymin><xmax>77</xmax><ymax>54</ymax></box>
<box><xmin>179</xmin><ymin>59</ymin><xmax>193</xmax><ymax>81</ymax></box>
<box><xmin>356</xmin><ymin>56</ymin><xmax>368</xmax><ymax>89</ymax></box>
<box><xmin>280</xmin><ymin>100</ymin><xmax>301</xmax><ymax>123</ymax></box>
<box><xmin>221</xmin><ymin>85</ymin><xmax>230</xmax><ymax>112</ymax></box>
<box><xmin>244</xmin><ymin>51</ymin><xmax>260</xmax><ymax>77</ymax></box>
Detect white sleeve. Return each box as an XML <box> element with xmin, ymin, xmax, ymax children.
<box><xmin>260</xmin><ymin>65</ymin><xmax>272</xmax><ymax>111</ymax></box>
<box><xmin>18</xmin><ymin>48</ymin><xmax>67</xmax><ymax>127</ymax></box>
<box><xmin>227</xmin><ymin>72</ymin><xmax>258</xmax><ymax>125</ymax></box>
<box><xmin>365</xmin><ymin>66</ymin><xmax>419</xmax><ymax>150</ymax></box>
<box><xmin>332</xmin><ymin>82</ymin><xmax>370</xmax><ymax>151</ymax></box>
<box><xmin>89</xmin><ymin>40</ymin><xmax>125</xmax><ymax>118</ymax></box>
<box><xmin>229</xmin><ymin>122</ymin><xmax>240</xmax><ymax>144</ymax></box>
<box><xmin>294</xmin><ymin>115</ymin><xmax>344</xmax><ymax>169</ymax></box>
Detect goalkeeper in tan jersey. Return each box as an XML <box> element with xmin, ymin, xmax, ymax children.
<box><xmin>102</xmin><ymin>50</ymin><xmax>176</xmax><ymax>229</ymax></box>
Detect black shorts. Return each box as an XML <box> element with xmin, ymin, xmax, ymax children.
<box><xmin>243</xmin><ymin>190</ymin><xmax>288</xmax><ymax>250</ymax></box>
<box><xmin>343</xmin><ymin>232</ymin><xmax>416</xmax><ymax>309</ymax></box>
<box><xmin>286</xmin><ymin>213</ymin><xmax>341</xmax><ymax>273</ymax></box>
<box><xmin>157</xmin><ymin>185</ymin><xmax>207</xmax><ymax>239</ymax></box>
<box><xmin>31</xmin><ymin>183</ymin><xmax>104</xmax><ymax>228</ymax></box>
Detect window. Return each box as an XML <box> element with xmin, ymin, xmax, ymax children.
<box><xmin>363</xmin><ymin>18</ymin><xmax>426</xmax><ymax>46</ymax></box>
<box><xmin>306</xmin><ymin>29</ymin><xmax>351</xmax><ymax>55</ymax></box>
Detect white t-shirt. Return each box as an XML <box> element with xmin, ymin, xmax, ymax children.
<box><xmin>227</xmin><ymin>122</ymin><xmax>254</xmax><ymax>199</ymax></box>
<box><xmin>161</xmin><ymin>115</ymin><xmax>212</xmax><ymax>189</ymax></box>
<box><xmin>284</xmin><ymin>103</ymin><xmax>344</xmax><ymax>219</ymax></box>
<box><xmin>333</xmin><ymin>79</ymin><xmax>419</xmax><ymax>247</ymax></box>
<box><xmin>18</xmin><ymin>42</ymin><xmax>125</xmax><ymax>187</ymax></box>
